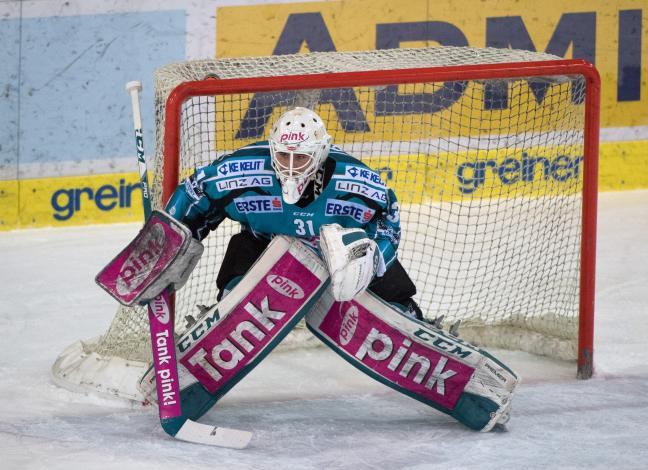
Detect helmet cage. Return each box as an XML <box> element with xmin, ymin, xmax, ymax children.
<box><xmin>269</xmin><ymin>142</ymin><xmax>322</xmax><ymax>181</ymax></box>
<box><xmin>268</xmin><ymin>107</ymin><xmax>331</xmax><ymax>203</ymax></box>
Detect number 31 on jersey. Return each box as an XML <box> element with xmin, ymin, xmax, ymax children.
<box><xmin>294</xmin><ymin>218</ymin><xmax>315</xmax><ymax>236</ymax></box>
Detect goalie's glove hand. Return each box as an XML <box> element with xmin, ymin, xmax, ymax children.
<box><xmin>319</xmin><ymin>224</ymin><xmax>381</xmax><ymax>302</ymax></box>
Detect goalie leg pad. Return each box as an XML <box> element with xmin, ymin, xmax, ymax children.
<box><xmin>305</xmin><ymin>290</ymin><xmax>518</xmax><ymax>432</ymax></box>
<box><xmin>96</xmin><ymin>210</ymin><xmax>203</xmax><ymax>306</ymax></box>
<box><xmin>144</xmin><ymin>236</ymin><xmax>329</xmax><ymax>421</ymax></box>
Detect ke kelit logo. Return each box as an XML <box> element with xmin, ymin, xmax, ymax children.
<box><xmin>266</xmin><ymin>274</ymin><xmax>305</xmax><ymax>299</ymax></box>
<box><xmin>214</xmin><ymin>159</ymin><xmax>267</xmax><ymax>179</ymax></box>
<box><xmin>216</xmin><ymin>176</ymin><xmax>273</xmax><ymax>191</ymax></box>
<box><xmin>234</xmin><ymin>196</ymin><xmax>283</xmax><ymax>214</ymax></box>
<box><xmin>325</xmin><ymin>199</ymin><xmax>375</xmax><ymax>223</ymax></box>
<box><xmin>280</xmin><ymin>131</ymin><xmax>306</xmax><ymax>143</ymax></box>
<box><xmin>340</xmin><ymin>165</ymin><xmax>386</xmax><ymax>188</ymax></box>
<box><xmin>179</xmin><ymin>251</ymin><xmax>323</xmax><ymax>393</ymax></box>
<box><xmin>318</xmin><ymin>300</ymin><xmax>476</xmax><ymax>409</ymax></box>
<box><xmin>335</xmin><ymin>180</ymin><xmax>387</xmax><ymax>203</ymax></box>
<box><xmin>116</xmin><ymin>223</ymin><xmax>166</xmax><ymax>295</ymax></box>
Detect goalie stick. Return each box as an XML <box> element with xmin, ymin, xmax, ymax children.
<box><xmin>125</xmin><ymin>81</ymin><xmax>252</xmax><ymax>449</ymax></box>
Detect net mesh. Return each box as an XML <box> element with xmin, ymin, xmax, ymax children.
<box><xmin>89</xmin><ymin>47</ymin><xmax>588</xmax><ymax>375</ymax></box>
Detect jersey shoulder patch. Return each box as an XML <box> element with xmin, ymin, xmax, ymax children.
<box><xmin>205</xmin><ymin>144</ymin><xmax>273</xmax><ymax>187</ymax></box>
<box><xmin>188</xmin><ymin>143</ymin><xmax>276</xmax><ymax>198</ymax></box>
<box><xmin>330</xmin><ymin>154</ymin><xmax>387</xmax><ymax>185</ymax></box>
<box><xmin>329</xmin><ymin>152</ymin><xmax>386</xmax><ymax>186</ymax></box>
<box><xmin>190</xmin><ymin>142</ymin><xmax>271</xmax><ymax>179</ymax></box>
<box><xmin>327</xmin><ymin>150</ymin><xmax>389</xmax><ymax>206</ymax></box>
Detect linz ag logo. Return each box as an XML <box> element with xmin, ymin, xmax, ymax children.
<box><xmin>344</xmin><ymin>166</ymin><xmax>385</xmax><ymax>187</ymax></box>
<box><xmin>234</xmin><ymin>196</ymin><xmax>283</xmax><ymax>214</ymax></box>
<box><xmin>325</xmin><ymin>199</ymin><xmax>375</xmax><ymax>223</ymax></box>
<box><xmin>216</xmin><ymin>159</ymin><xmax>265</xmax><ymax>178</ymax></box>
<box><xmin>335</xmin><ymin>180</ymin><xmax>386</xmax><ymax>203</ymax></box>
<box><xmin>216</xmin><ymin>176</ymin><xmax>273</xmax><ymax>191</ymax></box>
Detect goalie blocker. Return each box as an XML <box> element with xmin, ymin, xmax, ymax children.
<box><xmin>306</xmin><ymin>290</ymin><xmax>518</xmax><ymax>432</ymax></box>
<box><xmin>96</xmin><ymin>210</ymin><xmax>203</xmax><ymax>306</ymax></box>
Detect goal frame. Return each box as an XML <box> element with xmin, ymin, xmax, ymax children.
<box><xmin>161</xmin><ymin>59</ymin><xmax>600</xmax><ymax>379</ymax></box>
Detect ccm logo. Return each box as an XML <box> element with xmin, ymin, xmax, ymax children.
<box><xmin>266</xmin><ymin>274</ymin><xmax>305</xmax><ymax>299</ymax></box>
<box><xmin>339</xmin><ymin>304</ymin><xmax>358</xmax><ymax>346</ymax></box>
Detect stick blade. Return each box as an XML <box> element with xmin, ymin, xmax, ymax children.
<box><xmin>174</xmin><ymin>420</ymin><xmax>253</xmax><ymax>449</ymax></box>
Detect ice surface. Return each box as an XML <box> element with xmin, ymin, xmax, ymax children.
<box><xmin>1</xmin><ymin>191</ymin><xmax>647</xmax><ymax>469</ymax></box>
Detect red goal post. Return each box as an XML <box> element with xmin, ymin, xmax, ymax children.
<box><xmin>161</xmin><ymin>58</ymin><xmax>599</xmax><ymax>379</ymax></box>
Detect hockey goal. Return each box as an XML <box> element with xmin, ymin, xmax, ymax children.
<box><xmin>52</xmin><ymin>46</ymin><xmax>599</xmax><ymax>401</ymax></box>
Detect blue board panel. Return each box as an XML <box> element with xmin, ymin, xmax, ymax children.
<box><xmin>0</xmin><ymin>16</ymin><xmax>21</xmax><ymax>177</ymax></box>
<box><xmin>18</xmin><ymin>10</ymin><xmax>185</xmax><ymax>166</ymax></box>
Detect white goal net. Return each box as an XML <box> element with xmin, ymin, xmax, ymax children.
<box><xmin>52</xmin><ymin>46</ymin><xmax>599</xmax><ymax>401</ymax></box>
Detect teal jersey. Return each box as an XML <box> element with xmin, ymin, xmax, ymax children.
<box><xmin>165</xmin><ymin>141</ymin><xmax>401</xmax><ymax>269</ymax></box>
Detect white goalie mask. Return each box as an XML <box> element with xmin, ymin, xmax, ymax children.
<box><xmin>269</xmin><ymin>107</ymin><xmax>332</xmax><ymax>204</ymax></box>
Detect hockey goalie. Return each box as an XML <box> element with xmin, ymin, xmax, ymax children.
<box><xmin>97</xmin><ymin>107</ymin><xmax>517</xmax><ymax>434</ymax></box>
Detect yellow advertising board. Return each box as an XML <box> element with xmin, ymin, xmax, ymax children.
<box><xmin>3</xmin><ymin>0</ymin><xmax>646</xmax><ymax>230</ymax></box>
<box><xmin>0</xmin><ymin>173</ymin><xmax>144</xmax><ymax>231</ymax></box>
<box><xmin>216</xmin><ymin>0</ymin><xmax>648</xmax><ymax>129</ymax></box>
<box><xmin>214</xmin><ymin>0</ymin><xmax>647</xmax><ymax>195</ymax></box>
<box><xmin>0</xmin><ymin>140</ymin><xmax>642</xmax><ymax>231</ymax></box>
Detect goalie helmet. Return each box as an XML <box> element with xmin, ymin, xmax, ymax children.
<box><xmin>269</xmin><ymin>107</ymin><xmax>332</xmax><ymax>204</ymax></box>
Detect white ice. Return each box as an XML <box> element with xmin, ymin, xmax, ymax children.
<box><xmin>1</xmin><ymin>190</ymin><xmax>647</xmax><ymax>470</ymax></box>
